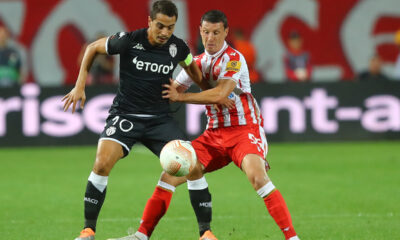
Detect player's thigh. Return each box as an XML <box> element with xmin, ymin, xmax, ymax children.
<box><xmin>192</xmin><ymin>130</ymin><xmax>231</xmax><ymax>173</ymax></box>
<box><xmin>229</xmin><ymin>125</ymin><xmax>269</xmax><ymax>170</ymax></box>
<box><xmin>142</xmin><ymin>116</ymin><xmax>187</xmax><ymax>157</ymax></box>
<box><xmin>93</xmin><ymin>139</ymin><xmax>125</xmax><ymax>175</ymax></box>
<box><xmin>100</xmin><ymin>115</ymin><xmax>143</xmax><ymax>157</ymax></box>
<box><xmin>241</xmin><ymin>153</ymin><xmax>270</xmax><ymax>189</ymax></box>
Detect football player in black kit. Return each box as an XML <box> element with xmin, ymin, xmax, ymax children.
<box><xmin>63</xmin><ymin>1</ymin><xmax>217</xmax><ymax>240</ymax></box>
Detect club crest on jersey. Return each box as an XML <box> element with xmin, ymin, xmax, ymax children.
<box><xmin>169</xmin><ymin>43</ymin><xmax>177</xmax><ymax>57</ymax></box>
<box><xmin>226</xmin><ymin>61</ymin><xmax>241</xmax><ymax>72</ymax></box>
<box><xmin>106</xmin><ymin>126</ymin><xmax>116</xmax><ymax>136</ymax></box>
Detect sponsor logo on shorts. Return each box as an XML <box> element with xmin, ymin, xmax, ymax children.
<box><xmin>106</xmin><ymin>126</ymin><xmax>116</xmax><ymax>136</ymax></box>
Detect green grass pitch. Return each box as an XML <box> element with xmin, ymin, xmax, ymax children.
<box><xmin>1</xmin><ymin>141</ymin><xmax>399</xmax><ymax>240</ymax></box>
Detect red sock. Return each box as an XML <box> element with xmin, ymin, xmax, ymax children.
<box><xmin>137</xmin><ymin>186</ymin><xmax>173</xmax><ymax>237</ymax></box>
<box><xmin>264</xmin><ymin>190</ymin><xmax>297</xmax><ymax>240</ymax></box>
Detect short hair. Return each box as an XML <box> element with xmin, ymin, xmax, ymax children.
<box><xmin>289</xmin><ymin>31</ymin><xmax>301</xmax><ymax>39</ymax></box>
<box><xmin>150</xmin><ymin>0</ymin><xmax>178</xmax><ymax>20</ymax></box>
<box><xmin>200</xmin><ymin>10</ymin><xmax>228</xmax><ymax>29</ymax></box>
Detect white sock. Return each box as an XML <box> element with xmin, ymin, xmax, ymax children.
<box><xmin>256</xmin><ymin>182</ymin><xmax>275</xmax><ymax>198</ymax></box>
<box><xmin>288</xmin><ymin>236</ymin><xmax>300</xmax><ymax>240</ymax></box>
<box><xmin>88</xmin><ymin>171</ymin><xmax>108</xmax><ymax>193</ymax></box>
<box><xmin>135</xmin><ymin>231</ymin><xmax>149</xmax><ymax>240</ymax></box>
<box><xmin>187</xmin><ymin>176</ymin><xmax>208</xmax><ymax>190</ymax></box>
<box><xmin>157</xmin><ymin>180</ymin><xmax>176</xmax><ymax>192</ymax></box>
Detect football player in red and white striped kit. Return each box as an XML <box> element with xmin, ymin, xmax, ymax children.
<box><xmin>163</xmin><ymin>10</ymin><xmax>300</xmax><ymax>240</ymax></box>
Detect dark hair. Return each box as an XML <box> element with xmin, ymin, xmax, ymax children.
<box><xmin>200</xmin><ymin>10</ymin><xmax>228</xmax><ymax>29</ymax></box>
<box><xmin>289</xmin><ymin>31</ymin><xmax>301</xmax><ymax>39</ymax></box>
<box><xmin>150</xmin><ymin>0</ymin><xmax>178</xmax><ymax>20</ymax></box>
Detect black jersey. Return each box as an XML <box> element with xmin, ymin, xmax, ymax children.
<box><xmin>106</xmin><ymin>28</ymin><xmax>192</xmax><ymax>115</ymax></box>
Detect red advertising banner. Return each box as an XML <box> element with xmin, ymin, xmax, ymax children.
<box><xmin>0</xmin><ymin>0</ymin><xmax>400</xmax><ymax>85</ymax></box>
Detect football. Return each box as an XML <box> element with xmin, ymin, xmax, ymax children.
<box><xmin>160</xmin><ymin>140</ymin><xmax>197</xmax><ymax>177</ymax></box>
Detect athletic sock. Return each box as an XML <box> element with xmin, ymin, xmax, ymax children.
<box><xmin>137</xmin><ymin>181</ymin><xmax>175</xmax><ymax>237</ymax></box>
<box><xmin>187</xmin><ymin>177</ymin><xmax>212</xmax><ymax>236</ymax></box>
<box><xmin>258</xmin><ymin>182</ymin><xmax>297</xmax><ymax>240</ymax></box>
<box><xmin>84</xmin><ymin>171</ymin><xmax>108</xmax><ymax>232</ymax></box>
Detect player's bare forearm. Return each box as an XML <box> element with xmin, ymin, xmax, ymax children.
<box><xmin>163</xmin><ymin>78</ymin><xmax>236</xmax><ymax>105</ymax></box>
<box><xmin>183</xmin><ymin>61</ymin><xmax>211</xmax><ymax>91</ymax></box>
<box><xmin>171</xmin><ymin>80</ymin><xmax>188</xmax><ymax>93</ymax></box>
<box><xmin>62</xmin><ymin>38</ymin><xmax>107</xmax><ymax>113</ymax></box>
<box><xmin>76</xmin><ymin>38</ymin><xmax>108</xmax><ymax>89</ymax></box>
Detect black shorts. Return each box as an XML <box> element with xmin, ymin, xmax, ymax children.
<box><xmin>100</xmin><ymin>114</ymin><xmax>187</xmax><ymax>157</ymax></box>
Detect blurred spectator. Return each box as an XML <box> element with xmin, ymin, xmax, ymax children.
<box><xmin>283</xmin><ymin>31</ymin><xmax>312</xmax><ymax>82</ymax></box>
<box><xmin>393</xmin><ymin>30</ymin><xmax>400</xmax><ymax>79</ymax></box>
<box><xmin>358</xmin><ymin>55</ymin><xmax>389</xmax><ymax>82</ymax></box>
<box><xmin>232</xmin><ymin>28</ymin><xmax>260</xmax><ymax>83</ymax></box>
<box><xmin>0</xmin><ymin>26</ymin><xmax>22</xmax><ymax>87</ymax></box>
<box><xmin>195</xmin><ymin>33</ymin><xmax>204</xmax><ymax>55</ymax></box>
<box><xmin>78</xmin><ymin>32</ymin><xmax>115</xmax><ymax>85</ymax></box>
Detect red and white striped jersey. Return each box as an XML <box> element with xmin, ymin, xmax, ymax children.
<box><xmin>176</xmin><ymin>41</ymin><xmax>263</xmax><ymax>129</ymax></box>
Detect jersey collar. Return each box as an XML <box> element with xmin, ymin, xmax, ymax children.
<box><xmin>205</xmin><ymin>41</ymin><xmax>228</xmax><ymax>58</ymax></box>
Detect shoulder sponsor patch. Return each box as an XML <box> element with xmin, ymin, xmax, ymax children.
<box><xmin>226</xmin><ymin>61</ymin><xmax>241</xmax><ymax>72</ymax></box>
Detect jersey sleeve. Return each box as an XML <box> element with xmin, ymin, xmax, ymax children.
<box><xmin>106</xmin><ymin>32</ymin><xmax>130</xmax><ymax>55</ymax></box>
<box><xmin>175</xmin><ymin>69</ymin><xmax>194</xmax><ymax>88</ymax></box>
<box><xmin>176</xmin><ymin>39</ymin><xmax>193</xmax><ymax>67</ymax></box>
<box><xmin>218</xmin><ymin>52</ymin><xmax>244</xmax><ymax>83</ymax></box>
<box><xmin>179</xmin><ymin>53</ymin><xmax>193</xmax><ymax>68</ymax></box>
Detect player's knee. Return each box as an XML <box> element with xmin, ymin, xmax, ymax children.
<box><xmin>160</xmin><ymin>171</ymin><xmax>186</xmax><ymax>187</ymax></box>
<box><xmin>93</xmin><ymin>155</ymin><xmax>114</xmax><ymax>175</ymax></box>
<box><xmin>248</xmin><ymin>172</ymin><xmax>269</xmax><ymax>190</ymax></box>
<box><xmin>186</xmin><ymin>161</ymin><xmax>204</xmax><ymax>180</ymax></box>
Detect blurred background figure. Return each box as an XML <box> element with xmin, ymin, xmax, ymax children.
<box><xmin>195</xmin><ymin>33</ymin><xmax>204</xmax><ymax>55</ymax></box>
<box><xmin>393</xmin><ymin>30</ymin><xmax>400</xmax><ymax>80</ymax></box>
<box><xmin>358</xmin><ymin>55</ymin><xmax>389</xmax><ymax>82</ymax></box>
<box><xmin>232</xmin><ymin>28</ymin><xmax>260</xmax><ymax>83</ymax></box>
<box><xmin>283</xmin><ymin>31</ymin><xmax>312</xmax><ymax>82</ymax></box>
<box><xmin>77</xmin><ymin>32</ymin><xmax>115</xmax><ymax>85</ymax></box>
<box><xmin>0</xmin><ymin>25</ymin><xmax>22</xmax><ymax>87</ymax></box>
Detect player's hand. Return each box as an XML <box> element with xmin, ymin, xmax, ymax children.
<box><xmin>213</xmin><ymin>97</ymin><xmax>235</xmax><ymax>112</ymax></box>
<box><xmin>220</xmin><ymin>97</ymin><xmax>235</xmax><ymax>109</ymax></box>
<box><xmin>62</xmin><ymin>87</ymin><xmax>86</xmax><ymax>113</ymax></box>
<box><xmin>162</xmin><ymin>78</ymin><xmax>180</xmax><ymax>102</ymax></box>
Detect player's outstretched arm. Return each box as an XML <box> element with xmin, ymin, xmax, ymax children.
<box><xmin>62</xmin><ymin>38</ymin><xmax>108</xmax><ymax>113</ymax></box>
<box><xmin>182</xmin><ymin>60</ymin><xmax>210</xmax><ymax>91</ymax></box>
<box><xmin>163</xmin><ymin>78</ymin><xmax>236</xmax><ymax>105</ymax></box>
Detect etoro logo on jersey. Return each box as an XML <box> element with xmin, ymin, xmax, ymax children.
<box><xmin>132</xmin><ymin>56</ymin><xmax>174</xmax><ymax>74</ymax></box>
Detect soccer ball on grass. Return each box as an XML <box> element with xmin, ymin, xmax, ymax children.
<box><xmin>160</xmin><ymin>140</ymin><xmax>197</xmax><ymax>177</ymax></box>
